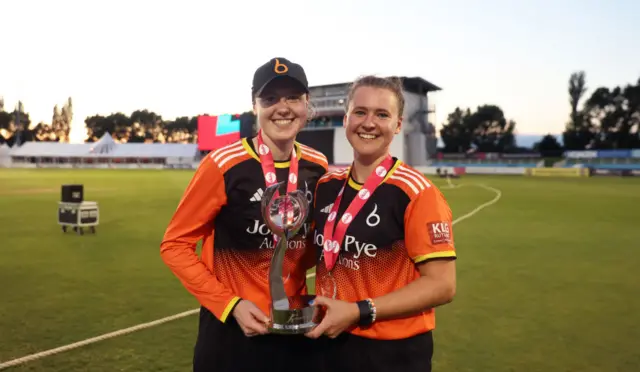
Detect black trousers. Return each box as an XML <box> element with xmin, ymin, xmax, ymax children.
<box><xmin>318</xmin><ymin>330</ymin><xmax>434</xmax><ymax>372</ymax></box>
<box><xmin>193</xmin><ymin>306</ymin><xmax>326</xmax><ymax>372</ymax></box>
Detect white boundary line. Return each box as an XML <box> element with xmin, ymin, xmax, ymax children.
<box><xmin>0</xmin><ymin>309</ymin><xmax>199</xmax><ymax>370</ymax></box>
<box><xmin>442</xmin><ymin>175</ymin><xmax>462</xmax><ymax>189</ymax></box>
<box><xmin>0</xmin><ymin>182</ymin><xmax>501</xmax><ymax>370</ymax></box>
<box><xmin>449</xmin><ymin>183</ymin><xmax>502</xmax><ymax>225</ymax></box>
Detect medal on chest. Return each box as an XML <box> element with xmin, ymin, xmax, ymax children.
<box><xmin>318</xmin><ymin>155</ymin><xmax>394</xmax><ymax>298</ymax></box>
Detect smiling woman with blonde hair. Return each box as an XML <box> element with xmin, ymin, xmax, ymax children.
<box><xmin>306</xmin><ymin>75</ymin><xmax>457</xmax><ymax>372</ymax></box>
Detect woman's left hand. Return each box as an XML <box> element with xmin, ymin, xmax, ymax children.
<box><xmin>305</xmin><ymin>296</ymin><xmax>360</xmax><ymax>339</ymax></box>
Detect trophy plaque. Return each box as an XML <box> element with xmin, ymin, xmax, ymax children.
<box><xmin>261</xmin><ymin>182</ymin><xmax>316</xmax><ymax>334</ymax></box>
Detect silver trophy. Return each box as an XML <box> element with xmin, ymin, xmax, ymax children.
<box><xmin>261</xmin><ymin>181</ymin><xmax>316</xmax><ymax>334</ymax></box>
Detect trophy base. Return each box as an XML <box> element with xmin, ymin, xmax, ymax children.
<box><xmin>268</xmin><ymin>294</ymin><xmax>317</xmax><ymax>335</ymax></box>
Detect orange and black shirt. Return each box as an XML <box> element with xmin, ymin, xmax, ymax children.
<box><xmin>312</xmin><ymin>158</ymin><xmax>456</xmax><ymax>340</ymax></box>
<box><xmin>161</xmin><ymin>137</ymin><xmax>328</xmax><ymax>322</ymax></box>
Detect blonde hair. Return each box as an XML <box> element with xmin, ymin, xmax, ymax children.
<box><xmin>345</xmin><ymin>75</ymin><xmax>405</xmax><ymax>116</ymax></box>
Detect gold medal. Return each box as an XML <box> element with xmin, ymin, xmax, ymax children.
<box><xmin>319</xmin><ymin>272</ymin><xmax>337</xmax><ymax>299</ymax></box>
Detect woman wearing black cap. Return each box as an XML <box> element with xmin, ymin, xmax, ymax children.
<box><xmin>160</xmin><ymin>57</ymin><xmax>328</xmax><ymax>371</ymax></box>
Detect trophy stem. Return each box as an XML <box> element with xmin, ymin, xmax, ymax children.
<box><xmin>261</xmin><ymin>185</ymin><xmax>316</xmax><ymax>334</ymax></box>
<box><xmin>269</xmin><ymin>236</ymin><xmax>289</xmax><ymax>310</ymax></box>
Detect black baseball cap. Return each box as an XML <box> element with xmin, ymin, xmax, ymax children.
<box><xmin>252</xmin><ymin>57</ymin><xmax>309</xmax><ymax>97</ymax></box>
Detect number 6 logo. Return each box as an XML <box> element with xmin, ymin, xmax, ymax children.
<box><xmin>366</xmin><ymin>203</ymin><xmax>380</xmax><ymax>227</ymax></box>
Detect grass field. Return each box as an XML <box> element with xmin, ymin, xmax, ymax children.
<box><xmin>1</xmin><ymin>168</ymin><xmax>639</xmax><ymax>371</ymax></box>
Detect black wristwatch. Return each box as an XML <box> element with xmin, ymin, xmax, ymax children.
<box><xmin>356</xmin><ymin>298</ymin><xmax>377</xmax><ymax>326</ymax></box>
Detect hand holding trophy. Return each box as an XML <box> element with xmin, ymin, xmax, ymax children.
<box><xmin>261</xmin><ymin>181</ymin><xmax>317</xmax><ymax>334</ymax></box>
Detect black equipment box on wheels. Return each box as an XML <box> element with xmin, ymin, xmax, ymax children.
<box><xmin>58</xmin><ymin>184</ymin><xmax>99</xmax><ymax>235</ymax></box>
<box><xmin>61</xmin><ymin>184</ymin><xmax>84</xmax><ymax>203</ymax></box>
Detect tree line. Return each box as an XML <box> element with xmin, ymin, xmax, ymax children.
<box><xmin>1</xmin><ymin>73</ymin><xmax>638</xmax><ymax>154</ymax></box>
<box><xmin>563</xmin><ymin>72</ymin><xmax>640</xmax><ymax>150</ymax></box>
<box><xmin>438</xmin><ymin>73</ymin><xmax>640</xmax><ymax>155</ymax></box>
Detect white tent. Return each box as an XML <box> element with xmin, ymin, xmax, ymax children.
<box><xmin>10</xmin><ymin>141</ymin><xmax>93</xmax><ymax>157</ymax></box>
<box><xmin>89</xmin><ymin>132</ymin><xmax>117</xmax><ymax>154</ymax></box>
<box><xmin>0</xmin><ymin>143</ymin><xmax>12</xmax><ymax>167</ymax></box>
<box><xmin>9</xmin><ymin>133</ymin><xmax>199</xmax><ymax>169</ymax></box>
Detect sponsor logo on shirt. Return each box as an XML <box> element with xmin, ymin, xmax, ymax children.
<box><xmin>427</xmin><ymin>221</ymin><xmax>451</xmax><ymax>245</ymax></box>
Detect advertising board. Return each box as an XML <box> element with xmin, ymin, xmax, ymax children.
<box><xmin>564</xmin><ymin>151</ymin><xmax>598</xmax><ymax>159</ymax></box>
<box><xmin>463</xmin><ymin>167</ymin><xmax>527</xmax><ymax>175</ymax></box>
<box><xmin>414</xmin><ymin>166</ymin><xmax>456</xmax><ymax>175</ymax></box>
<box><xmin>591</xmin><ymin>168</ymin><xmax>625</xmax><ymax>176</ymax></box>
<box><xmin>597</xmin><ymin>150</ymin><xmax>632</xmax><ymax>158</ymax></box>
<box><xmin>501</xmin><ymin>153</ymin><xmax>541</xmax><ymax>159</ymax></box>
<box><xmin>591</xmin><ymin>168</ymin><xmax>640</xmax><ymax>177</ymax></box>
<box><xmin>197</xmin><ymin>114</ymin><xmax>241</xmax><ymax>151</ymax></box>
<box><xmin>526</xmin><ymin>167</ymin><xmax>590</xmax><ymax>177</ymax></box>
